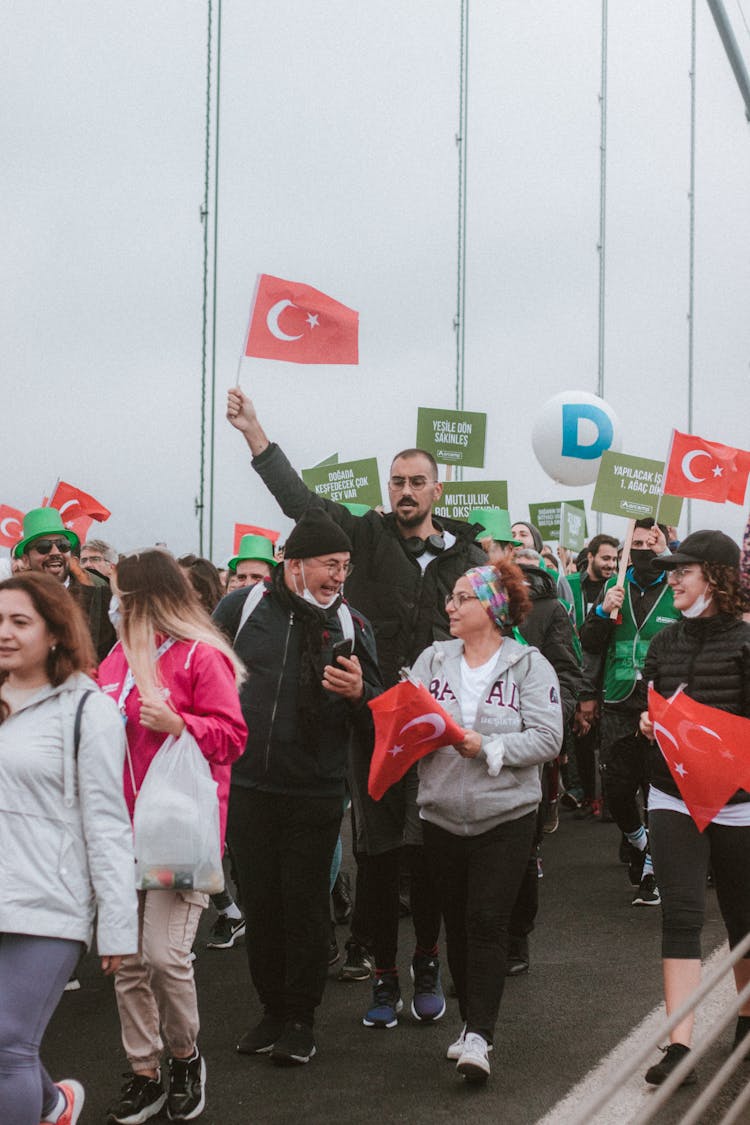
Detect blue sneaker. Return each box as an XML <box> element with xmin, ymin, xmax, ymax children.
<box><xmin>411</xmin><ymin>953</ymin><xmax>446</xmax><ymax>1021</ymax></box>
<box><xmin>362</xmin><ymin>973</ymin><xmax>403</xmax><ymax>1029</ymax></box>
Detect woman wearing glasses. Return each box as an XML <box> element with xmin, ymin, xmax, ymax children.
<box><xmin>638</xmin><ymin>531</ymin><xmax>750</xmax><ymax>1087</ymax></box>
<box><xmin>410</xmin><ymin>562</ymin><xmax>563</xmax><ymax>1082</ymax></box>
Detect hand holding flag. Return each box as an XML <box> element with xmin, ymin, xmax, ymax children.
<box><xmin>367</xmin><ymin>680</ymin><xmax>466</xmax><ymax>801</ymax></box>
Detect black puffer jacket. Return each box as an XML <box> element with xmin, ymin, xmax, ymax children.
<box><xmin>511</xmin><ymin>565</ymin><xmax>581</xmax><ymax>724</ymax></box>
<box><xmin>252</xmin><ymin>442</ymin><xmax>487</xmax><ymax>687</ymax></box>
<box><xmin>642</xmin><ymin>614</ymin><xmax>750</xmax><ymax>803</ymax></box>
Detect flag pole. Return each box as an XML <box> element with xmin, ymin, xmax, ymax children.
<box><xmin>42</xmin><ymin>479</ymin><xmax>60</xmax><ymax>508</ymax></box>
<box><xmin>235</xmin><ymin>279</ymin><xmax>260</xmax><ymax>389</ymax></box>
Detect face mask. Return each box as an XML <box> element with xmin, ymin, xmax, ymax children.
<box><xmin>629</xmin><ymin>548</ymin><xmax>655</xmax><ymax>573</ymax></box>
<box><xmin>296</xmin><ymin>562</ymin><xmax>340</xmax><ymax>609</ymax></box>
<box><xmin>108</xmin><ymin>593</ymin><xmax>121</xmax><ymax>631</ymax></box>
<box><xmin>681</xmin><ymin>584</ymin><xmax>713</xmax><ymax>619</ymax></box>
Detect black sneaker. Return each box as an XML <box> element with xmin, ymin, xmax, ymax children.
<box><xmin>270</xmin><ymin>1021</ymin><xmax>316</xmax><ymax>1066</ymax></box>
<box><xmin>411</xmin><ymin>953</ymin><xmax>446</xmax><ymax>1021</ymax></box>
<box><xmin>205</xmin><ymin>913</ymin><xmax>246</xmax><ymax>949</ymax></box>
<box><xmin>106</xmin><ymin>1071</ymin><xmax>166</xmax><ymax>1124</ymax></box>
<box><xmin>363</xmin><ymin>972</ymin><xmax>403</xmax><ymax>1029</ymax></box>
<box><xmin>632</xmin><ymin>873</ymin><xmax>660</xmax><ymax>906</ymax></box>
<box><xmin>167</xmin><ymin>1051</ymin><xmax>205</xmax><ymax>1120</ymax></box>
<box><xmin>331</xmin><ymin>871</ymin><xmax>353</xmax><ymax>925</ymax></box>
<box><xmin>236</xmin><ymin>1013</ymin><xmax>285</xmax><ymax>1055</ymax></box>
<box><xmin>338</xmin><ymin>940</ymin><xmax>374</xmax><ymax>982</ymax></box>
<box><xmin>644</xmin><ymin>1042</ymin><xmax>696</xmax><ymax>1086</ymax></box>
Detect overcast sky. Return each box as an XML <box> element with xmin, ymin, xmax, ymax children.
<box><xmin>3</xmin><ymin>2</ymin><xmax>749</xmax><ymax>562</ymax></box>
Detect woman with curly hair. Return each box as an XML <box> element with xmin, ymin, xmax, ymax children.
<box><xmin>639</xmin><ymin>530</ymin><xmax>750</xmax><ymax>1087</ymax></box>
<box><xmin>410</xmin><ymin>561</ymin><xmax>563</xmax><ymax>1082</ymax></box>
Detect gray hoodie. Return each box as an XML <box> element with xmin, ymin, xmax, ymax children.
<box><xmin>412</xmin><ymin>637</ymin><xmax>563</xmax><ymax>836</ymax></box>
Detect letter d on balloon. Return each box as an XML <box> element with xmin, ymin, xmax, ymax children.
<box><xmin>561</xmin><ymin>403</ymin><xmax>614</xmax><ymax>460</ymax></box>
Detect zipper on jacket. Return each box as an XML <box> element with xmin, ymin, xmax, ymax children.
<box><xmin>264</xmin><ymin>613</ymin><xmax>294</xmax><ymax>773</ymax></box>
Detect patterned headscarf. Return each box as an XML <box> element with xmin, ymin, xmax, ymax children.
<box><xmin>464</xmin><ymin>565</ymin><xmax>510</xmax><ymax>629</ymax></box>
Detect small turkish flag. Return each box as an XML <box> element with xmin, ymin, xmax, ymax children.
<box><xmin>233</xmin><ymin>522</ymin><xmax>280</xmax><ymax>554</ymax></box>
<box><xmin>49</xmin><ymin>481</ymin><xmax>111</xmax><ymax>524</ymax></box>
<box><xmin>367</xmin><ymin>680</ymin><xmax>465</xmax><ymax>801</ymax></box>
<box><xmin>66</xmin><ymin>515</ymin><xmax>94</xmax><ymax>541</ymax></box>
<box><xmin>648</xmin><ymin>684</ymin><xmax>750</xmax><ymax>831</ymax></box>
<box><xmin>663</xmin><ymin>429</ymin><xmax>749</xmax><ymax>504</ymax></box>
<box><xmin>0</xmin><ymin>504</ymin><xmax>24</xmax><ymax>548</ymax></box>
<box><xmin>244</xmin><ymin>274</ymin><xmax>358</xmax><ymax>365</ymax></box>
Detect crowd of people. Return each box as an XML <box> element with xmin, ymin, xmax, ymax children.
<box><xmin>1</xmin><ymin>388</ymin><xmax>749</xmax><ymax>1121</ymax></box>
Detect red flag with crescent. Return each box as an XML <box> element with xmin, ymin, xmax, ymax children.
<box><xmin>233</xmin><ymin>522</ymin><xmax>280</xmax><ymax>554</ymax></box>
<box><xmin>367</xmin><ymin>680</ymin><xmax>466</xmax><ymax>801</ymax></box>
<box><xmin>648</xmin><ymin>684</ymin><xmax>750</xmax><ymax>831</ymax></box>
<box><xmin>0</xmin><ymin>505</ymin><xmax>24</xmax><ymax>548</ymax></box>
<box><xmin>49</xmin><ymin>480</ymin><xmax>111</xmax><ymax>525</ymax></box>
<box><xmin>244</xmin><ymin>274</ymin><xmax>359</xmax><ymax>365</ymax></box>
<box><xmin>662</xmin><ymin>429</ymin><xmax>750</xmax><ymax>504</ymax></box>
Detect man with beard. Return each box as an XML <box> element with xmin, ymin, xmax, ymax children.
<box><xmin>226</xmin><ymin>387</ymin><xmax>486</xmax><ymax>1031</ymax></box>
<box><xmin>13</xmin><ymin>508</ymin><xmax>115</xmax><ymax>663</ymax></box>
<box><xmin>580</xmin><ymin>520</ymin><xmax>680</xmax><ymax>906</ymax></box>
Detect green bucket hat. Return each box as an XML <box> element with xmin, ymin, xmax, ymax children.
<box><xmin>228</xmin><ymin>533</ymin><xmax>278</xmax><ymax>573</ymax></box>
<box><xmin>14</xmin><ymin>507</ymin><xmax>80</xmax><ymax>559</ymax></box>
<box><xmin>467</xmin><ymin>508</ymin><xmax>521</xmax><ymax>547</ymax></box>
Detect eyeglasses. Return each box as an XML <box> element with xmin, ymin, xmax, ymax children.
<box><xmin>388</xmin><ymin>476</ymin><xmax>436</xmax><ymax>492</ymax></box>
<box><xmin>310</xmin><ymin>558</ymin><xmax>354</xmax><ymax>578</ymax></box>
<box><xmin>30</xmin><ymin>539</ymin><xmax>72</xmax><ymax>555</ymax></box>
<box><xmin>668</xmin><ymin>565</ymin><xmax>698</xmax><ymax>581</ymax></box>
<box><xmin>82</xmin><ymin>554</ymin><xmax>104</xmax><ymax>564</ymax></box>
<box><xmin>445</xmin><ymin>592</ymin><xmax>479</xmax><ymax>609</ymax></box>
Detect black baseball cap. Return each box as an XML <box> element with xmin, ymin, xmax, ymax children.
<box><xmin>654</xmin><ymin>529</ymin><xmax>739</xmax><ymax>571</ymax></box>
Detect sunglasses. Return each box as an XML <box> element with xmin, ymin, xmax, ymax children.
<box><xmin>31</xmin><ymin>539</ymin><xmax>72</xmax><ymax>555</ymax></box>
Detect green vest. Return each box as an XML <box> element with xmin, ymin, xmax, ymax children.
<box><xmin>602</xmin><ymin>576</ymin><xmax>679</xmax><ymax>703</ymax></box>
<box><xmin>567</xmin><ymin>571</ymin><xmax>586</xmax><ymax>630</ymax></box>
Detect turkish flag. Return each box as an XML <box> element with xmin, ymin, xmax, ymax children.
<box><xmin>233</xmin><ymin>522</ymin><xmax>280</xmax><ymax>554</ymax></box>
<box><xmin>663</xmin><ymin>429</ymin><xmax>749</xmax><ymax>504</ymax></box>
<box><xmin>66</xmin><ymin>514</ymin><xmax>94</xmax><ymax>541</ymax></box>
<box><xmin>648</xmin><ymin>684</ymin><xmax>750</xmax><ymax>831</ymax></box>
<box><xmin>49</xmin><ymin>480</ymin><xmax>111</xmax><ymax>524</ymax></box>
<box><xmin>244</xmin><ymin>274</ymin><xmax>358</xmax><ymax>365</ymax></box>
<box><xmin>0</xmin><ymin>504</ymin><xmax>24</xmax><ymax>548</ymax></box>
<box><xmin>367</xmin><ymin>680</ymin><xmax>466</xmax><ymax>801</ymax></box>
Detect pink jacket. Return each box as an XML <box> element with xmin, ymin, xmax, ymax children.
<box><xmin>99</xmin><ymin>639</ymin><xmax>247</xmax><ymax>845</ymax></box>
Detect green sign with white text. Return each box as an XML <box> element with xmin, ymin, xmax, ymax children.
<box><xmin>302</xmin><ymin>457</ymin><xmax>382</xmax><ymax>508</ymax></box>
<box><xmin>528</xmin><ymin>500</ymin><xmax>586</xmax><ymax>541</ymax></box>
<box><xmin>433</xmin><ymin>481</ymin><xmax>508</xmax><ymax>522</ymax></box>
<box><xmin>416</xmin><ymin>407</ymin><xmax>487</xmax><ymax>468</ymax></box>
<box><xmin>592</xmin><ymin>452</ymin><xmax>683</xmax><ymax>525</ymax></box>
<box><xmin>559</xmin><ymin>502</ymin><xmax>587</xmax><ymax>551</ymax></box>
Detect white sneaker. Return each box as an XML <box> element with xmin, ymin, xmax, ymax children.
<box><xmin>457</xmin><ymin>1032</ymin><xmax>491</xmax><ymax>1082</ymax></box>
<box><xmin>41</xmin><ymin>1079</ymin><xmax>85</xmax><ymax>1124</ymax></box>
<box><xmin>446</xmin><ymin>1024</ymin><xmax>467</xmax><ymax>1060</ymax></box>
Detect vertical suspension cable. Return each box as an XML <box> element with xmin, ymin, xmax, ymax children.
<box><xmin>596</xmin><ymin>0</ymin><xmax>608</xmax><ymax>534</ymax></box>
<box><xmin>208</xmin><ymin>0</ymin><xmax>222</xmax><ymax>560</ymax></box>
<box><xmin>454</xmin><ymin>0</ymin><xmax>469</xmax><ymax>483</ymax></box>
<box><xmin>687</xmin><ymin>0</ymin><xmax>697</xmax><ymax>533</ymax></box>
<box><xmin>197</xmin><ymin>0</ymin><xmax>213</xmax><ymax>556</ymax></box>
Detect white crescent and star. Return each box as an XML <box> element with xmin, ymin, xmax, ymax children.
<box><xmin>58</xmin><ymin>499</ymin><xmax>79</xmax><ymax>517</ymax></box>
<box><xmin>0</xmin><ymin>516</ymin><xmax>21</xmax><ymax>538</ymax></box>
<box><xmin>266</xmin><ymin>301</ymin><xmax>321</xmax><ymax>342</ymax></box>
<box><xmin>398</xmin><ymin>713</ymin><xmax>447</xmax><ymax>744</ymax></box>
<box><xmin>681</xmin><ymin>449</ymin><xmax>713</xmax><ymax>483</ymax></box>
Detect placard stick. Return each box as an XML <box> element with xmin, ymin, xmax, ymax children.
<box><xmin>445</xmin><ymin>465</ymin><xmax>454</xmax><ymax>483</ymax></box>
<box><xmin>611</xmin><ymin>518</ymin><xmax>635</xmax><ymax>619</ymax></box>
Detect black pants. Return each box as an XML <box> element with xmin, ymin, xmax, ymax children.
<box><xmin>573</xmin><ymin>720</ymin><xmax>600</xmax><ymax>802</ymax></box>
<box><xmin>423</xmin><ymin>813</ymin><xmax>536</xmax><ymax>1044</ymax></box>
<box><xmin>650</xmin><ymin>807</ymin><xmax>750</xmax><ymax>959</ymax></box>
<box><xmin>355</xmin><ymin>845</ymin><xmax>442</xmax><ymax>970</ymax></box>
<box><xmin>599</xmin><ymin>709</ymin><xmax>650</xmax><ymax>835</ymax></box>
<box><xmin>227</xmin><ymin>786</ymin><xmax>342</xmax><ymax>1026</ymax></box>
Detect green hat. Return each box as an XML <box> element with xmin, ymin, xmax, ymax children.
<box><xmin>228</xmin><ymin>533</ymin><xmax>278</xmax><ymax>573</ymax></box>
<box><xmin>14</xmin><ymin>507</ymin><xmax>80</xmax><ymax>559</ymax></box>
<box><xmin>340</xmin><ymin>502</ymin><xmax>370</xmax><ymax>516</ymax></box>
<box><xmin>467</xmin><ymin>508</ymin><xmax>521</xmax><ymax>547</ymax></box>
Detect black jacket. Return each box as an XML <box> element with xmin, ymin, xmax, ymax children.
<box><xmin>642</xmin><ymin>614</ymin><xmax>750</xmax><ymax>803</ymax></box>
<box><xmin>252</xmin><ymin>442</ymin><xmax>487</xmax><ymax>687</ymax></box>
<box><xmin>512</xmin><ymin>565</ymin><xmax>581</xmax><ymax>723</ymax></box>
<box><xmin>213</xmin><ymin>579</ymin><xmax>382</xmax><ymax>797</ymax></box>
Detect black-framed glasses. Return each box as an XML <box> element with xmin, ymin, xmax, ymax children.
<box><xmin>30</xmin><ymin>539</ymin><xmax>72</xmax><ymax>555</ymax></box>
<box><xmin>445</xmin><ymin>592</ymin><xmax>479</xmax><ymax>609</ymax></box>
<box><xmin>388</xmin><ymin>475</ymin><xmax>435</xmax><ymax>492</ymax></box>
<box><xmin>310</xmin><ymin>558</ymin><xmax>354</xmax><ymax>578</ymax></box>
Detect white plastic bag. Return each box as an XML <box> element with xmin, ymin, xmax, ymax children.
<box><xmin>133</xmin><ymin>729</ymin><xmax>224</xmax><ymax>893</ymax></box>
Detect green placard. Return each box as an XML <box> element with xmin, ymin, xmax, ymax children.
<box><xmin>528</xmin><ymin>500</ymin><xmax>586</xmax><ymax>541</ymax></box>
<box><xmin>592</xmin><ymin>452</ymin><xmax>684</xmax><ymax>524</ymax></box>
<box><xmin>433</xmin><ymin>481</ymin><xmax>508</xmax><ymax>522</ymax></box>
<box><xmin>302</xmin><ymin>457</ymin><xmax>382</xmax><ymax>508</ymax></box>
<box><xmin>416</xmin><ymin>407</ymin><xmax>487</xmax><ymax>468</ymax></box>
<box><xmin>559</xmin><ymin>502</ymin><xmax>587</xmax><ymax>551</ymax></box>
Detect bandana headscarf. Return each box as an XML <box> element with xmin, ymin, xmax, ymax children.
<box><xmin>465</xmin><ymin>566</ymin><xmax>510</xmax><ymax>629</ymax></box>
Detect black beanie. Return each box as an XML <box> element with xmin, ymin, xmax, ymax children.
<box><xmin>514</xmin><ymin>520</ymin><xmax>544</xmax><ymax>553</ymax></box>
<box><xmin>284</xmin><ymin>509</ymin><xmax>352</xmax><ymax>559</ymax></box>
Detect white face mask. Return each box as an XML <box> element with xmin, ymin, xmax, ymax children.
<box><xmin>681</xmin><ymin>584</ymin><xmax>713</xmax><ymax>619</ymax></box>
<box><xmin>108</xmin><ymin>593</ymin><xmax>122</xmax><ymax>631</ymax></box>
<box><xmin>296</xmin><ymin>562</ymin><xmax>339</xmax><ymax>608</ymax></box>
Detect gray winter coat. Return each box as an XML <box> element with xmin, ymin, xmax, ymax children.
<box><xmin>411</xmin><ymin>638</ymin><xmax>563</xmax><ymax>836</ymax></box>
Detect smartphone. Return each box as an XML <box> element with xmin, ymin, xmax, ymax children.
<box><xmin>331</xmin><ymin>638</ymin><xmax>353</xmax><ymax>665</ymax></box>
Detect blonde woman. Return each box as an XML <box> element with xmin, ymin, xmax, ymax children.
<box><xmin>99</xmin><ymin>549</ymin><xmax>246</xmax><ymax>1124</ymax></box>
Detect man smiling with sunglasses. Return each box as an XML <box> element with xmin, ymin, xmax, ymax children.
<box><xmin>14</xmin><ymin>508</ymin><xmax>115</xmax><ymax>663</ymax></box>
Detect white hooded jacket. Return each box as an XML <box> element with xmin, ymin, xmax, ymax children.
<box><xmin>0</xmin><ymin>672</ymin><xmax>138</xmax><ymax>954</ymax></box>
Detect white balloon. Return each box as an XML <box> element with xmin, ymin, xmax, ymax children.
<box><xmin>531</xmin><ymin>390</ymin><xmax>621</xmax><ymax>486</ymax></box>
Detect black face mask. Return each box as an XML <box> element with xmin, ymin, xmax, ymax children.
<box><xmin>630</xmin><ymin>548</ymin><xmax>655</xmax><ymax>574</ymax></box>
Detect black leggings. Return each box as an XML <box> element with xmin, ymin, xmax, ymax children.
<box><xmin>649</xmin><ymin>807</ymin><xmax>750</xmax><ymax>959</ymax></box>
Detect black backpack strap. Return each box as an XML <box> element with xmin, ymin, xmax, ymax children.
<box><xmin>74</xmin><ymin>690</ymin><xmax>94</xmax><ymax>760</ymax></box>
